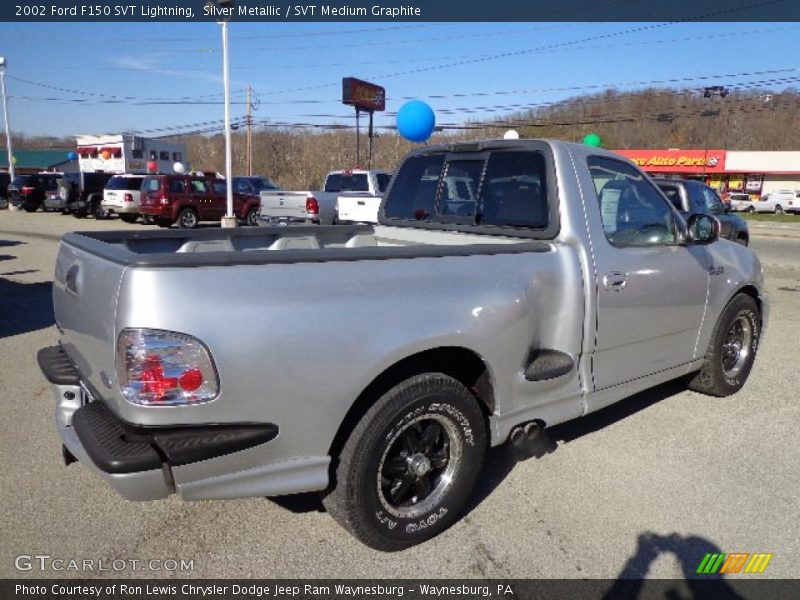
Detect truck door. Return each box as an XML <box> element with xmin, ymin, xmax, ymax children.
<box><xmin>587</xmin><ymin>156</ymin><xmax>711</xmax><ymax>391</ymax></box>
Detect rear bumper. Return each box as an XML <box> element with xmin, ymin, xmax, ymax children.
<box><xmin>37</xmin><ymin>345</ymin><xmax>300</xmax><ymax>502</ymax></box>
<box><xmin>101</xmin><ymin>202</ymin><xmax>139</xmax><ymax>214</ymax></box>
<box><xmin>138</xmin><ymin>205</ymin><xmax>174</xmax><ymax>218</ymax></box>
<box><xmin>44</xmin><ymin>195</ymin><xmax>67</xmax><ymax>210</ymax></box>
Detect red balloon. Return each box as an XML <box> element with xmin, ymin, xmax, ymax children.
<box><xmin>147</xmin><ymin>161</ymin><xmax>158</xmax><ymax>172</ymax></box>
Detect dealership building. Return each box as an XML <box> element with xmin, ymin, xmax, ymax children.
<box><xmin>614</xmin><ymin>149</ymin><xmax>800</xmax><ymax>198</ymax></box>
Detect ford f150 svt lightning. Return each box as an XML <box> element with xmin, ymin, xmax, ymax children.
<box><xmin>38</xmin><ymin>140</ymin><xmax>767</xmax><ymax>551</ymax></box>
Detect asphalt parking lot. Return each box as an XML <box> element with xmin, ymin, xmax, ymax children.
<box><xmin>1</xmin><ymin>210</ymin><xmax>799</xmax><ymax>581</ymax></box>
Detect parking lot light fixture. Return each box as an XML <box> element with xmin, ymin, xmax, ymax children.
<box><xmin>206</xmin><ymin>0</ymin><xmax>238</xmax><ymax>228</ymax></box>
<box><xmin>0</xmin><ymin>57</ymin><xmax>16</xmax><ymax>193</ymax></box>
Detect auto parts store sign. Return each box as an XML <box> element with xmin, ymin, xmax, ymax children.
<box><xmin>614</xmin><ymin>149</ymin><xmax>727</xmax><ymax>173</ymax></box>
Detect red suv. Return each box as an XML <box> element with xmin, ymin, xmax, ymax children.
<box><xmin>138</xmin><ymin>174</ymin><xmax>260</xmax><ymax>229</ymax></box>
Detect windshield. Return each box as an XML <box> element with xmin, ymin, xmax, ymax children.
<box><xmin>253</xmin><ymin>177</ymin><xmax>279</xmax><ymax>191</ymax></box>
<box><xmin>11</xmin><ymin>175</ymin><xmax>31</xmax><ymax>187</ymax></box>
<box><xmin>106</xmin><ymin>176</ymin><xmax>144</xmax><ymax>191</ymax></box>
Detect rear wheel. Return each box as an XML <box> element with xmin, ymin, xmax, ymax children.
<box><xmin>119</xmin><ymin>214</ymin><xmax>138</xmax><ymax>224</ymax></box>
<box><xmin>775</xmin><ymin>204</ymin><xmax>784</xmax><ymax>215</ymax></box>
<box><xmin>322</xmin><ymin>373</ymin><xmax>486</xmax><ymax>551</ymax></box>
<box><xmin>156</xmin><ymin>218</ymin><xmax>172</xmax><ymax>228</ymax></box>
<box><xmin>747</xmin><ymin>206</ymin><xmax>755</xmax><ymax>214</ymax></box>
<box><xmin>22</xmin><ymin>202</ymin><xmax>40</xmax><ymax>213</ymax></box>
<box><xmin>688</xmin><ymin>294</ymin><xmax>760</xmax><ymax>397</ymax></box>
<box><xmin>176</xmin><ymin>208</ymin><xmax>198</xmax><ymax>229</ymax></box>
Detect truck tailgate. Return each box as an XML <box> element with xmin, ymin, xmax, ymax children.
<box><xmin>53</xmin><ymin>239</ymin><xmax>126</xmax><ymax>399</ymax></box>
<box><xmin>337</xmin><ymin>195</ymin><xmax>381</xmax><ymax>223</ymax></box>
<box><xmin>260</xmin><ymin>191</ymin><xmax>310</xmax><ymax>220</ymax></box>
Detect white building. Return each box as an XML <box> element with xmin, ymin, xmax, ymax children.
<box><xmin>76</xmin><ymin>134</ymin><xmax>186</xmax><ymax>175</ymax></box>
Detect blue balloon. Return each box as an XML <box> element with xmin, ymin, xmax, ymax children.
<box><xmin>67</xmin><ymin>151</ymin><xmax>78</xmax><ymax>161</ymax></box>
<box><xmin>397</xmin><ymin>100</ymin><xmax>435</xmax><ymax>143</ymax></box>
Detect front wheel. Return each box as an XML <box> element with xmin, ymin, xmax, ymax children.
<box><xmin>119</xmin><ymin>214</ymin><xmax>138</xmax><ymax>224</ymax></box>
<box><xmin>245</xmin><ymin>206</ymin><xmax>260</xmax><ymax>226</ymax></box>
<box><xmin>322</xmin><ymin>373</ymin><xmax>486</xmax><ymax>551</ymax></box>
<box><xmin>688</xmin><ymin>294</ymin><xmax>760</xmax><ymax>397</ymax></box>
<box><xmin>775</xmin><ymin>205</ymin><xmax>784</xmax><ymax>215</ymax></box>
<box><xmin>747</xmin><ymin>206</ymin><xmax>755</xmax><ymax>214</ymax></box>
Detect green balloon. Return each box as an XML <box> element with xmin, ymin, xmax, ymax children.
<box><xmin>583</xmin><ymin>133</ymin><xmax>602</xmax><ymax>147</ymax></box>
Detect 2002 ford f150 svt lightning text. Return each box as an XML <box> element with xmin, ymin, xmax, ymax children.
<box><xmin>38</xmin><ymin>140</ymin><xmax>767</xmax><ymax>551</ymax></box>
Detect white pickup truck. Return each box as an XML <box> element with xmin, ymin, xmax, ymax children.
<box><xmin>259</xmin><ymin>169</ymin><xmax>391</xmax><ymax>225</ymax></box>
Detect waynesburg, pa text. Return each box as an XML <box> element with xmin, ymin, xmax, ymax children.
<box><xmin>15</xmin><ymin>583</ymin><xmax>515</xmax><ymax>597</ymax></box>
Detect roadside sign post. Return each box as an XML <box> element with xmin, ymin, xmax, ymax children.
<box><xmin>342</xmin><ymin>77</ymin><xmax>385</xmax><ymax>169</ymax></box>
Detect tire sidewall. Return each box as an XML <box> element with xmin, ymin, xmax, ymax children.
<box><xmin>349</xmin><ymin>377</ymin><xmax>485</xmax><ymax>548</ymax></box>
<box><xmin>711</xmin><ymin>296</ymin><xmax>760</xmax><ymax>394</ymax></box>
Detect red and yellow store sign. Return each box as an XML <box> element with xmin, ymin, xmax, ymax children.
<box><xmin>614</xmin><ymin>149</ymin><xmax>727</xmax><ymax>174</ymax></box>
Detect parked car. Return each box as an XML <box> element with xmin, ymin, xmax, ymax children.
<box><xmin>38</xmin><ymin>140</ymin><xmax>767</xmax><ymax>551</ymax></box>
<box><xmin>727</xmin><ymin>192</ymin><xmax>755</xmax><ymax>212</ymax></box>
<box><xmin>7</xmin><ymin>173</ymin><xmax>61</xmax><ymax>212</ymax></box>
<box><xmin>100</xmin><ymin>175</ymin><xmax>146</xmax><ymax>223</ymax></box>
<box><xmin>232</xmin><ymin>176</ymin><xmax>280</xmax><ymax>226</ymax></box>
<box><xmin>138</xmin><ymin>173</ymin><xmax>252</xmax><ymax>228</ymax></box>
<box><xmin>44</xmin><ymin>171</ymin><xmax>115</xmax><ymax>218</ymax></box>
<box><xmin>653</xmin><ymin>178</ymin><xmax>749</xmax><ymax>245</ymax></box>
<box><xmin>260</xmin><ymin>169</ymin><xmax>390</xmax><ymax>225</ymax></box>
<box><xmin>754</xmin><ymin>189</ymin><xmax>797</xmax><ymax>214</ymax></box>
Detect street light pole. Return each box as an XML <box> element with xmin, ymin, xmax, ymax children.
<box><xmin>0</xmin><ymin>57</ymin><xmax>16</xmax><ymax>189</ymax></box>
<box><xmin>220</xmin><ymin>20</ymin><xmax>236</xmax><ymax>228</ymax></box>
<box><xmin>206</xmin><ymin>0</ymin><xmax>238</xmax><ymax>228</ymax></box>
<box><xmin>701</xmin><ymin>86</ymin><xmax>729</xmax><ymax>180</ymax></box>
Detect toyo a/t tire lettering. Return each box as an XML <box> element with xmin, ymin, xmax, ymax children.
<box><xmin>323</xmin><ymin>373</ymin><xmax>486</xmax><ymax>551</ymax></box>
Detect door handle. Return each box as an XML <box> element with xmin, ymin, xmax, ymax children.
<box><xmin>603</xmin><ymin>271</ymin><xmax>628</xmax><ymax>291</ymax></box>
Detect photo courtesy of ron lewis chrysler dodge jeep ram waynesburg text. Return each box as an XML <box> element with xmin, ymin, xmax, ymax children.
<box><xmin>38</xmin><ymin>140</ymin><xmax>767</xmax><ymax>551</ymax></box>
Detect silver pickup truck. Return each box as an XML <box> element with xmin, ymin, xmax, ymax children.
<box><xmin>38</xmin><ymin>140</ymin><xmax>767</xmax><ymax>552</ymax></box>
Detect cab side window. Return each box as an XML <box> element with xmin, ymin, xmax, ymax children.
<box><xmin>169</xmin><ymin>179</ymin><xmax>186</xmax><ymax>194</ymax></box>
<box><xmin>588</xmin><ymin>156</ymin><xmax>677</xmax><ymax>247</ymax></box>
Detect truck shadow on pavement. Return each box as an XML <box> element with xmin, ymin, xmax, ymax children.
<box><xmin>464</xmin><ymin>379</ymin><xmax>688</xmax><ymax>517</ymax></box>
<box><xmin>0</xmin><ymin>278</ymin><xmax>54</xmax><ymax>338</ymax></box>
<box><xmin>270</xmin><ymin>380</ymin><xmax>690</xmax><ymax>517</ymax></box>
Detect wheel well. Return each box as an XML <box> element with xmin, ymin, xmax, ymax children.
<box><xmin>737</xmin><ymin>284</ymin><xmax>762</xmax><ymax>317</ymax></box>
<box><xmin>327</xmin><ymin>347</ymin><xmax>495</xmax><ymax>462</ymax></box>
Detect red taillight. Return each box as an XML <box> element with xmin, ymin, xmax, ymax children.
<box><xmin>140</xmin><ymin>355</ymin><xmax>179</xmax><ymax>403</ymax></box>
<box><xmin>306</xmin><ymin>196</ymin><xmax>319</xmax><ymax>215</ymax></box>
<box><xmin>124</xmin><ymin>193</ymin><xmax>133</xmax><ymax>203</ymax></box>
<box><xmin>21</xmin><ymin>186</ymin><xmax>35</xmax><ymax>196</ymax></box>
<box><xmin>117</xmin><ymin>329</ymin><xmax>218</xmax><ymax>406</ymax></box>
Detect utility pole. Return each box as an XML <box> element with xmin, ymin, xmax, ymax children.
<box><xmin>246</xmin><ymin>84</ymin><xmax>253</xmax><ymax>176</ymax></box>
<box><xmin>0</xmin><ymin>57</ymin><xmax>15</xmax><ymax>202</ymax></box>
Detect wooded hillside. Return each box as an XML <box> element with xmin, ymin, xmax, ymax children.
<box><xmin>9</xmin><ymin>86</ymin><xmax>800</xmax><ymax>190</ymax></box>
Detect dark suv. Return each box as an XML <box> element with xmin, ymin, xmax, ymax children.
<box><xmin>7</xmin><ymin>173</ymin><xmax>62</xmax><ymax>212</ymax></box>
<box><xmin>0</xmin><ymin>172</ymin><xmax>10</xmax><ymax>208</ymax></box>
<box><xmin>45</xmin><ymin>171</ymin><xmax>114</xmax><ymax>218</ymax></box>
<box><xmin>653</xmin><ymin>178</ymin><xmax>749</xmax><ymax>246</ymax></box>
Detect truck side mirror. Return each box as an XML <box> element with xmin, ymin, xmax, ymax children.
<box><xmin>686</xmin><ymin>214</ymin><xmax>720</xmax><ymax>244</ymax></box>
